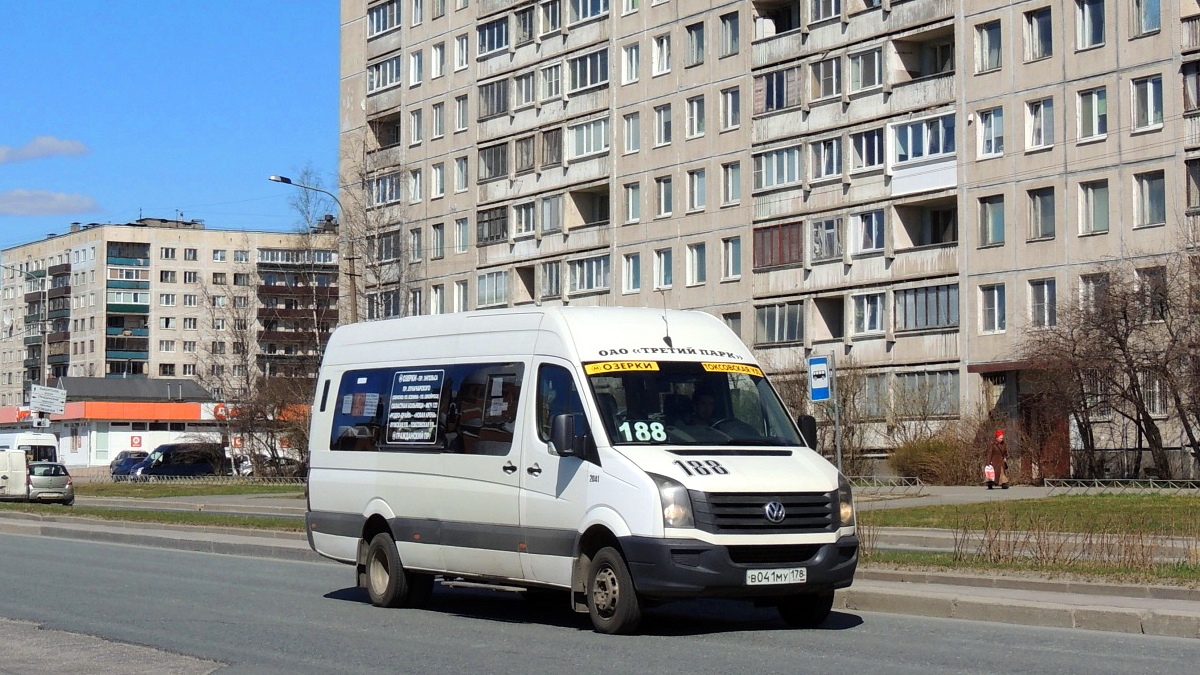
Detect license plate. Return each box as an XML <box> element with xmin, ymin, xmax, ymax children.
<box><xmin>746</xmin><ymin>567</ymin><xmax>807</xmax><ymax>586</ymax></box>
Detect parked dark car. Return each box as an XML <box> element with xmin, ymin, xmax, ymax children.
<box><xmin>109</xmin><ymin>450</ymin><xmax>149</xmax><ymax>479</ymax></box>
<box><xmin>27</xmin><ymin>462</ymin><xmax>74</xmax><ymax>505</ymax></box>
<box><xmin>129</xmin><ymin>443</ymin><xmax>230</xmax><ymax>480</ymax></box>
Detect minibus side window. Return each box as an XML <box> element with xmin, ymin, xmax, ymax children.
<box><xmin>537</xmin><ymin>365</ymin><xmax>584</xmax><ymax>441</ymax></box>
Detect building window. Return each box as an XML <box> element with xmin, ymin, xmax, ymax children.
<box><xmin>367</xmin><ymin>56</ymin><xmax>403</xmax><ymax>93</ymax></box>
<box><xmin>979</xmin><ymin>195</ymin><xmax>1005</xmax><ymax>246</ymax></box>
<box><xmin>455</xmin><ymin>95</ymin><xmax>468</xmax><ymax>130</ymax></box>
<box><xmin>479</xmin><ymin>80</ymin><xmax>508</xmax><ymax>120</ymax></box>
<box><xmin>477</xmin><ymin>207</ymin><xmax>509</xmax><ymax>244</ymax></box>
<box><xmin>454</xmin><ymin>280</ymin><xmax>469</xmax><ymax>312</ymax></box>
<box><xmin>160</xmin><ymin>270</ymin><xmax>176</xmax><ymax>283</ymax></box>
<box><xmin>624</xmin><ymin>182</ymin><xmax>641</xmax><ymax>222</ymax></box>
<box><xmin>569</xmin><ymin>118</ymin><xmax>610</xmax><ymax>159</ymax></box>
<box><xmin>652</xmin><ymin>33</ymin><xmax>670</xmax><ymax>75</ymax></box>
<box><xmin>454</xmin><ymin>156</ymin><xmax>468</xmax><ymax>191</ymax></box>
<box><xmin>1077</xmin><ymin>0</ymin><xmax>1104</xmax><ymax>49</ymax></box>
<box><xmin>976</xmin><ymin>21</ymin><xmax>1001</xmax><ymax>72</ymax></box>
<box><xmin>411</xmin><ymin>0</ymin><xmax>423</xmax><ymax>25</ymax></box>
<box><xmin>514</xmin><ymin>6</ymin><xmax>535</xmax><ymax>44</ymax></box>
<box><xmin>686</xmin><ymin>96</ymin><xmax>705</xmax><ymax>137</ymax></box>
<box><xmin>980</xmin><ymin>283</ymin><xmax>1006</xmax><ymax>333</ymax></box>
<box><xmin>895</xmin><ymin>370</ymin><xmax>960</xmax><ymax>416</ymax></box>
<box><xmin>687</xmin><ymin>169</ymin><xmax>706</xmax><ymax>211</ymax></box>
<box><xmin>721</xmin><ymin>162</ymin><xmax>741</xmax><ymax>204</ymax></box>
<box><xmin>409</xmin><ymin>169</ymin><xmax>422</xmax><ymax>202</ymax></box>
<box><xmin>514</xmin><ymin>137</ymin><xmax>535</xmax><ymax>173</ymax></box>
<box><xmin>755</xmin><ymin>301</ymin><xmax>802</xmax><ymax>345</ymax></box>
<box><xmin>184</xmin><ymin>248</ymin><xmax>197</xmax><ymax>261</ymax></box>
<box><xmin>1027</xmin><ymin>98</ymin><xmax>1054</xmax><ymax>149</ymax></box>
<box><xmin>410</xmin><ymin>229</ymin><xmax>423</xmax><ymax>262</ymax></box>
<box><xmin>568</xmin><ymin>49</ymin><xmax>609</xmax><ymax>91</ymax></box>
<box><xmin>1028</xmin><ymin>187</ymin><xmax>1055</xmax><ymax>239</ymax></box>
<box><xmin>753</xmin><ymin>146</ymin><xmax>801</xmax><ymax>190</ymax></box>
<box><xmin>656</xmin><ymin>176</ymin><xmax>673</xmax><ymax>216</ymax></box>
<box><xmin>514</xmin><ymin>202</ymin><xmax>536</xmax><ymax>236</ymax></box>
<box><xmin>811</xmin><ymin>57</ymin><xmax>840</xmax><ymax>99</ymax></box>
<box><xmin>455</xmin><ymin>34</ymin><xmax>469</xmax><ymax>69</ymax></box>
<box><xmin>623</xmin><ymin>112</ymin><xmax>640</xmax><ymax>153</ymax></box>
<box><xmin>455</xmin><ymin>218</ymin><xmax>469</xmax><ymax>253</ymax></box>
<box><xmin>623</xmin><ymin>253</ymin><xmax>641</xmax><ymax>292</ymax></box>
<box><xmin>479</xmin><ymin>143</ymin><xmax>508</xmax><ymax>181</ymax></box>
<box><xmin>851</xmin><ymin>128</ymin><xmax>883</xmax><ymax>169</ymax></box>
<box><xmin>622</xmin><ymin>43</ymin><xmax>640</xmax><ymax>84</ymax></box>
<box><xmin>368</xmin><ymin>0</ymin><xmax>401</xmax><ymax>36</ymax></box>
<box><xmin>1080</xmin><ymin>180</ymin><xmax>1109</xmax><ymax>234</ymax></box>
<box><xmin>159</xmin><ymin>293</ymin><xmax>176</xmax><ymax>307</ymax></box>
<box><xmin>684</xmin><ymin>243</ymin><xmax>706</xmax><ymax>286</ymax></box>
<box><xmin>160</xmin><ymin>247</ymin><xmax>176</xmax><ymax>259</ymax></box>
<box><xmin>849</xmin><ymin>49</ymin><xmax>881</xmax><ymax>92</ymax></box>
<box><xmin>542</xmin><ymin>127</ymin><xmax>563</xmax><ymax>167</ymax></box>
<box><xmin>979</xmin><ymin>107</ymin><xmax>1004</xmax><ymax>157</ymax></box>
<box><xmin>432</xmin><ymin>223</ymin><xmax>445</xmax><ymax>259</ymax></box>
<box><xmin>1132</xmin><ymin>75</ymin><xmax>1163</xmax><ymax>130</ymax></box>
<box><xmin>409</xmin><ymin>50</ymin><xmax>424</xmax><ymax>85</ymax></box>
<box><xmin>477</xmin><ymin>270</ymin><xmax>508</xmax><ymax>307</ymax></box>
<box><xmin>1134</xmin><ymin>0</ymin><xmax>1160</xmax><ymax>35</ymax></box>
<box><xmin>1137</xmin><ymin>266</ymin><xmax>1168</xmax><ymax>322</ymax></box>
<box><xmin>811</xmin><ymin>0</ymin><xmax>840</xmax><ymax>23</ymax></box>
<box><xmin>541</xmin><ymin>194</ymin><xmax>563</xmax><ymax>233</ymax></box>
<box><xmin>855</xmin><ymin>210</ymin><xmax>884</xmax><ymax>253</ymax></box>
<box><xmin>811</xmin><ymin>218</ymin><xmax>841</xmax><ymax>262</ymax></box>
<box><xmin>431</xmin><ymin>42</ymin><xmax>445</xmax><ymax>78</ymax></box>
<box><xmin>654</xmin><ymin>104</ymin><xmax>672</xmax><ymax>145</ymax></box>
<box><xmin>721</xmin><ymin>237</ymin><xmax>741</xmax><ymax>279</ymax></box>
<box><xmin>895</xmin><ymin>284</ymin><xmax>959</xmax><ymax>331</ymax></box>
<box><xmin>569</xmin><ymin>0</ymin><xmax>609</xmax><ymax>23</ymax></box>
<box><xmin>1187</xmin><ymin>160</ymin><xmax>1200</xmax><ymax>212</ymax></box>
<box><xmin>719</xmin><ymin>12</ymin><xmax>739</xmax><ymax>57</ymax></box>
<box><xmin>568</xmin><ymin>255</ymin><xmax>610</xmax><ymax>293</ymax></box>
<box><xmin>212</xmin><ymin>272</ymin><xmax>227</xmax><ymax>285</ymax></box>
<box><xmin>541</xmin><ymin>63</ymin><xmax>562</xmax><ymax>100</ymax></box>
<box><xmin>478</xmin><ymin>17</ymin><xmax>509</xmax><ymax>56</ymax></box>
<box><xmin>892</xmin><ymin>114</ymin><xmax>955</xmax><ymax>164</ymax></box>
<box><xmin>811</xmin><ymin>138</ymin><xmax>841</xmax><ymax>181</ymax></box>
<box><xmin>1030</xmin><ymin>278</ymin><xmax>1057</xmax><ymax>328</ymax></box>
<box><xmin>1078</xmin><ymin>87</ymin><xmax>1107</xmax><ymax>139</ymax></box>
<box><xmin>540</xmin><ymin>261</ymin><xmax>561</xmax><ymax>299</ymax></box>
<box><xmin>853</xmin><ymin>293</ymin><xmax>885</xmax><ymax>334</ymax></box>
<box><xmin>753</xmin><ymin>222</ymin><xmax>804</xmax><ymax>268</ymax></box>
<box><xmin>685</xmin><ymin>22</ymin><xmax>704</xmax><ymax>67</ymax></box>
<box><xmin>183</xmin><ymin>270</ymin><xmax>199</xmax><ymax>284</ymax></box>
<box><xmin>430</xmin><ymin>285</ymin><xmax>445</xmax><ymax>314</ymax></box>
<box><xmin>410</xmin><ymin>109</ymin><xmax>423</xmax><ymax>144</ymax></box>
<box><xmin>541</xmin><ymin>0</ymin><xmax>562</xmax><ymax>34</ymax></box>
<box><xmin>1185</xmin><ymin>62</ymin><xmax>1200</xmax><ymax>113</ymax></box>
<box><xmin>654</xmin><ymin>248</ymin><xmax>673</xmax><ymax>289</ymax></box>
<box><xmin>431</xmin><ymin>163</ymin><xmax>445</xmax><ymax>197</ymax></box>
<box><xmin>623</xmin><ymin>0</ymin><xmax>638</xmax><ymax>14</ymax></box>
<box><xmin>720</xmin><ymin>87</ymin><xmax>740</xmax><ymax>130</ymax></box>
<box><xmin>212</xmin><ymin>249</ymin><xmax>227</xmax><ymax>262</ymax></box>
<box><xmin>1135</xmin><ymin>171</ymin><xmax>1166</xmax><ymax>228</ymax></box>
<box><xmin>1025</xmin><ymin>7</ymin><xmax>1052</xmax><ymax>61</ymax></box>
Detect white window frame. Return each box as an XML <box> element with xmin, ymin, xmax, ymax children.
<box><xmin>622</xmin><ymin>43</ymin><xmax>640</xmax><ymax>84</ymax></box>
<box><xmin>980</xmin><ymin>283</ymin><xmax>1006</xmax><ymax>333</ymax></box>
<box><xmin>1026</xmin><ymin>98</ymin><xmax>1054</xmax><ymax>149</ymax></box>
<box><xmin>849</xmin><ymin>49</ymin><xmax>882</xmax><ymax>92</ymax></box>
<box><xmin>854</xmin><ymin>210</ymin><xmax>884</xmax><ymax>254</ymax></box>
<box><xmin>721</xmin><ymin>236</ymin><xmax>741</xmax><ymax>279</ymax></box>
<box><xmin>1134</xmin><ymin>170</ymin><xmax>1166</xmax><ymax>228</ymax></box>
<box><xmin>1132</xmin><ymin>75</ymin><xmax>1163</xmax><ymax>130</ymax></box>
<box><xmin>1024</xmin><ymin>7</ymin><xmax>1052</xmax><ymax>61</ymax></box>
<box><xmin>851</xmin><ymin>128</ymin><xmax>883</xmax><ymax>170</ymax></box>
<box><xmin>686</xmin><ymin>242</ymin><xmax>707</xmax><ymax>286</ymax></box>
<box><xmin>1028</xmin><ymin>187</ymin><xmax>1055</xmax><ymax>239</ymax></box>
<box><xmin>623</xmin><ymin>252</ymin><xmax>641</xmax><ymax>293</ymax></box>
<box><xmin>623</xmin><ymin>112</ymin><xmax>640</xmax><ymax>153</ymax></box>
<box><xmin>624</xmin><ymin>182</ymin><xmax>641</xmax><ymax>222</ymax></box>
<box><xmin>652</xmin><ymin>34</ymin><xmax>671</xmax><ymax>75</ymax></box>
<box><xmin>811</xmin><ymin>137</ymin><xmax>841</xmax><ymax>181</ymax></box>
<box><xmin>1029</xmin><ymin>278</ymin><xmax>1057</xmax><ymax>328</ymax></box>
<box><xmin>979</xmin><ymin>195</ymin><xmax>1005</xmax><ymax>246</ymax></box>
<box><xmin>654</xmin><ymin>104</ymin><xmax>672</xmax><ymax>146</ymax></box>
<box><xmin>979</xmin><ymin>107</ymin><xmax>1004</xmax><ymax>157</ymax></box>
<box><xmin>853</xmin><ymin>293</ymin><xmax>885</xmax><ymax>335</ymax></box>
<box><xmin>722</xmin><ymin>162</ymin><xmax>741</xmax><ymax>205</ymax></box>
<box><xmin>654</xmin><ymin>248</ymin><xmax>673</xmax><ymax>289</ymax></box>
<box><xmin>1077</xmin><ymin>0</ymin><xmax>1105</xmax><ymax>50</ymax></box>
<box><xmin>687</xmin><ymin>169</ymin><xmax>706</xmax><ymax>211</ymax></box>
<box><xmin>1079</xmin><ymin>179</ymin><xmax>1109</xmax><ymax>234</ymax></box>
<box><xmin>685</xmin><ymin>22</ymin><xmax>705</xmax><ymax>67</ymax></box>
<box><xmin>686</xmin><ymin>96</ymin><xmax>705</xmax><ymax>138</ymax></box>
<box><xmin>753</xmin><ymin>146</ymin><xmax>801</xmax><ymax>190</ymax></box>
<box><xmin>720</xmin><ymin>87</ymin><xmax>740</xmax><ymax>130</ymax></box>
<box><xmin>976</xmin><ymin>20</ymin><xmax>1001</xmax><ymax>73</ymax></box>
<box><xmin>891</xmin><ymin>114</ymin><xmax>956</xmax><ymax>164</ymax></box>
<box><xmin>656</xmin><ymin>176</ymin><xmax>673</xmax><ymax>216</ymax></box>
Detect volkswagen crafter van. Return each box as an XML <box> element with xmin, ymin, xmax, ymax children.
<box><xmin>306</xmin><ymin>307</ymin><xmax>857</xmax><ymax>634</ymax></box>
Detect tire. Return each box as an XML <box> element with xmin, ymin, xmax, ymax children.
<box><xmin>777</xmin><ymin>591</ymin><xmax>835</xmax><ymax>628</ymax></box>
<box><xmin>363</xmin><ymin>533</ymin><xmax>433</xmax><ymax>608</ymax></box>
<box><xmin>62</xmin><ymin>498</ymin><xmax>74</xmax><ymax>506</ymax></box>
<box><xmin>586</xmin><ymin>546</ymin><xmax>642</xmax><ymax>634</ymax></box>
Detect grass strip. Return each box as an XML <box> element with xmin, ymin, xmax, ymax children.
<box><xmin>862</xmin><ymin>550</ymin><xmax>1200</xmax><ymax>586</ymax></box>
<box><xmin>860</xmin><ymin>494</ymin><xmax>1200</xmax><ymax>536</ymax></box>
<box><xmin>0</xmin><ymin>502</ymin><xmax>303</xmax><ymax>532</ymax></box>
<box><xmin>74</xmin><ymin>483</ymin><xmax>305</xmax><ymax>499</ymax></box>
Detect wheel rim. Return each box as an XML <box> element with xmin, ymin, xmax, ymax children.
<box><xmin>591</xmin><ymin>564</ymin><xmax>620</xmax><ymax>619</ymax></box>
<box><xmin>367</xmin><ymin>546</ymin><xmax>390</xmax><ymax>597</ymax></box>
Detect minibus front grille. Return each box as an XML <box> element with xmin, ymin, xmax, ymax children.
<box><xmin>725</xmin><ymin>545</ymin><xmax>822</xmax><ymax>565</ymax></box>
<box><xmin>690</xmin><ymin>491</ymin><xmax>836</xmax><ymax>534</ymax></box>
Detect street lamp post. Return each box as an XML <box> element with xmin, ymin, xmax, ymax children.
<box><xmin>268</xmin><ymin>175</ymin><xmax>359</xmax><ymax>323</ymax></box>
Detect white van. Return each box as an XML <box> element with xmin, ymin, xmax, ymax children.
<box><xmin>0</xmin><ymin>432</ymin><xmax>59</xmax><ymax>463</ymax></box>
<box><xmin>0</xmin><ymin>450</ymin><xmax>29</xmax><ymax>500</ymax></box>
<box><xmin>306</xmin><ymin>307</ymin><xmax>857</xmax><ymax>634</ymax></box>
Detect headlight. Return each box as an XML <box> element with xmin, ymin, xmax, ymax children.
<box><xmin>837</xmin><ymin>473</ymin><xmax>855</xmax><ymax>527</ymax></box>
<box><xmin>650</xmin><ymin>474</ymin><xmax>694</xmax><ymax>529</ymax></box>
<box><xmin>132</xmin><ymin>467</ymin><xmax>143</xmax><ymax>476</ymax></box>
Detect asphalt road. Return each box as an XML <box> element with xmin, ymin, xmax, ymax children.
<box><xmin>2</xmin><ymin>533</ymin><xmax>1199</xmax><ymax>675</ymax></box>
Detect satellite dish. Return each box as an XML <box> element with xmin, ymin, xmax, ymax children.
<box><xmin>2</xmin><ymin>316</ymin><xmax>11</xmax><ymax>327</ymax></box>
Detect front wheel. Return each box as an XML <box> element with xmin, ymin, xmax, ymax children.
<box><xmin>587</xmin><ymin>547</ymin><xmax>642</xmax><ymax>634</ymax></box>
<box><xmin>363</xmin><ymin>532</ymin><xmax>430</xmax><ymax>608</ymax></box>
<box><xmin>777</xmin><ymin>591</ymin><xmax>835</xmax><ymax>628</ymax></box>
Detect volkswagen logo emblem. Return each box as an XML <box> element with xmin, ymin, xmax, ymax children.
<box><xmin>763</xmin><ymin>500</ymin><xmax>786</xmax><ymax>524</ymax></box>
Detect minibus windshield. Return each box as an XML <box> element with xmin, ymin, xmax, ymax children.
<box><xmin>584</xmin><ymin>361</ymin><xmax>804</xmax><ymax>447</ymax></box>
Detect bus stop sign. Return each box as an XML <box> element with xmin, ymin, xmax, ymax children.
<box><xmin>808</xmin><ymin>356</ymin><xmax>831</xmax><ymax>403</ymax></box>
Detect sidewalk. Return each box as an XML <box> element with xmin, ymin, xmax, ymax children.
<box><xmin>1</xmin><ymin>488</ymin><xmax>1197</xmax><ymax>639</ymax></box>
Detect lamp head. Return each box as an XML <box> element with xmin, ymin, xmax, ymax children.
<box><xmin>269</xmin><ymin>175</ymin><xmax>293</xmax><ymax>184</ymax></box>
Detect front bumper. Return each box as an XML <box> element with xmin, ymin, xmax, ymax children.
<box><xmin>619</xmin><ymin>534</ymin><xmax>858</xmax><ymax>600</ymax></box>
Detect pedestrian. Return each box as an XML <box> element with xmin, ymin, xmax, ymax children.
<box><xmin>986</xmin><ymin>429</ymin><xmax>1009</xmax><ymax>490</ymax></box>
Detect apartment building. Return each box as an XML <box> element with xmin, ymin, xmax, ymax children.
<box><xmin>0</xmin><ymin>218</ymin><xmax>340</xmax><ymax>407</ymax></box>
<box><xmin>341</xmin><ymin>0</ymin><xmax>1191</xmax><ymax>455</ymax></box>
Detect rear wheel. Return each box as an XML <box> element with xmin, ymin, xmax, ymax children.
<box><xmin>363</xmin><ymin>532</ymin><xmax>430</xmax><ymax>608</ymax></box>
<box><xmin>586</xmin><ymin>546</ymin><xmax>642</xmax><ymax>634</ymax></box>
<box><xmin>777</xmin><ymin>591</ymin><xmax>835</xmax><ymax>628</ymax></box>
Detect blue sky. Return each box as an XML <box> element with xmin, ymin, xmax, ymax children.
<box><xmin>0</xmin><ymin>1</ymin><xmax>339</xmax><ymax>253</ymax></box>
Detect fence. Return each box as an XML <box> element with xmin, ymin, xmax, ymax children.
<box><xmin>1046</xmin><ymin>478</ymin><xmax>1200</xmax><ymax>496</ymax></box>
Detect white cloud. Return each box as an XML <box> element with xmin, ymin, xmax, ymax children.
<box><xmin>0</xmin><ymin>136</ymin><xmax>89</xmax><ymax>164</ymax></box>
<box><xmin>0</xmin><ymin>189</ymin><xmax>99</xmax><ymax>216</ymax></box>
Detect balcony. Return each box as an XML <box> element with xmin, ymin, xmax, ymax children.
<box><xmin>48</xmin><ymin>308</ymin><xmax>70</xmax><ymax>319</ymax></box>
<box><xmin>887</xmin><ymin>73</ymin><xmax>955</xmax><ymax>113</ymax></box>
<box><xmin>106</xmin><ymin>303</ymin><xmax>150</xmax><ymax>314</ymax></box>
<box><xmin>1185</xmin><ymin>16</ymin><xmax>1200</xmax><ymax>53</ymax></box>
<box><xmin>105</xmin><ymin>350</ymin><xmax>149</xmax><ymax>360</ymax></box>
<box><xmin>47</xmin><ymin>285</ymin><xmax>71</xmax><ymax>299</ymax></box>
<box><xmin>23</xmin><ymin>358</ymin><xmax>40</xmax><ymax>368</ymax></box>
<box><xmin>256</xmin><ymin>307</ymin><xmax>335</xmax><ymax>320</ymax></box>
<box><xmin>106</xmin><ymin>256</ymin><xmax>149</xmax><ymax>266</ymax></box>
<box><xmin>106</xmin><ymin>327</ymin><xmax>149</xmax><ymax>337</ymax></box>
<box><xmin>1187</xmin><ymin>114</ymin><xmax>1200</xmax><ymax>150</ymax></box>
<box><xmin>24</xmin><ymin>290</ymin><xmax>42</xmax><ymax>303</ymax></box>
<box><xmin>48</xmin><ymin>263</ymin><xmax>71</xmax><ymax>276</ymax></box>
<box><xmin>889</xmin><ymin>244</ymin><xmax>960</xmax><ymax>281</ymax></box>
<box><xmin>47</xmin><ymin>354</ymin><xmax>70</xmax><ymax>365</ymax></box>
<box><xmin>257</xmin><ymin>330</ymin><xmax>316</xmax><ymax>343</ymax></box>
<box><xmin>106</xmin><ymin>280</ymin><xmax>150</xmax><ymax>290</ymax></box>
<box><xmin>46</xmin><ymin>331</ymin><xmax>70</xmax><ymax>344</ymax></box>
<box><xmin>257</xmin><ymin>284</ymin><xmax>338</xmax><ymax>298</ymax></box>
<box><xmin>24</xmin><ymin>335</ymin><xmax>43</xmax><ymax>346</ymax></box>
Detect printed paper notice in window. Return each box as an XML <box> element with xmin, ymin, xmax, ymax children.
<box><xmin>388</xmin><ymin>370</ymin><xmax>446</xmax><ymax>444</ymax></box>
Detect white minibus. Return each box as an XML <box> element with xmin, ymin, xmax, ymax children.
<box><xmin>306</xmin><ymin>307</ymin><xmax>856</xmax><ymax>633</ymax></box>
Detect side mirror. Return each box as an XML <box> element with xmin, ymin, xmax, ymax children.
<box><xmin>550</xmin><ymin>413</ymin><xmax>590</xmax><ymax>459</ymax></box>
<box><xmin>797</xmin><ymin>414</ymin><xmax>818</xmax><ymax>450</ymax></box>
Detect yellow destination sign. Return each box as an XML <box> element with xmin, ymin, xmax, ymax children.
<box><xmin>701</xmin><ymin>362</ymin><xmax>764</xmax><ymax>377</ymax></box>
<box><xmin>584</xmin><ymin>361</ymin><xmax>660</xmax><ymax>374</ymax></box>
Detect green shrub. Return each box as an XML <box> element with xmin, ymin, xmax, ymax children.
<box><xmin>889</xmin><ymin>436</ymin><xmax>978</xmax><ymax>485</ymax></box>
